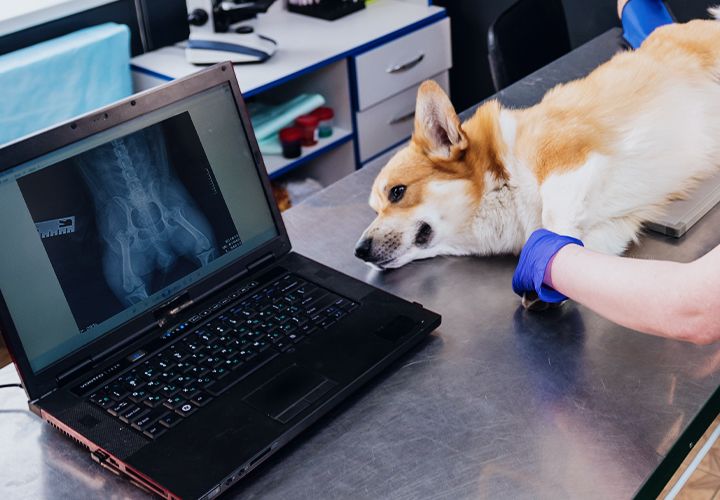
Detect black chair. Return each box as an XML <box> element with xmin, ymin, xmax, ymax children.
<box><xmin>488</xmin><ymin>0</ymin><xmax>572</xmax><ymax>91</ymax></box>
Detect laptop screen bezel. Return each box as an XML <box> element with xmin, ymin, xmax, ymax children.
<box><xmin>0</xmin><ymin>64</ymin><xmax>292</xmax><ymax>401</ymax></box>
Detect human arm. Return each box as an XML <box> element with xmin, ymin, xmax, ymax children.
<box><xmin>546</xmin><ymin>243</ymin><xmax>720</xmax><ymax>344</ymax></box>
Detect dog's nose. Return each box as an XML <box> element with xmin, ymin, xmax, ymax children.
<box><xmin>354</xmin><ymin>237</ymin><xmax>373</xmax><ymax>261</ymax></box>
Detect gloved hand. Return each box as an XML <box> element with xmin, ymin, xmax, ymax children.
<box><xmin>512</xmin><ymin>229</ymin><xmax>584</xmax><ymax>303</ymax></box>
<box><xmin>620</xmin><ymin>0</ymin><xmax>674</xmax><ymax>49</ymax></box>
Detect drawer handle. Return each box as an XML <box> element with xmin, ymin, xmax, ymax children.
<box><xmin>388</xmin><ymin>110</ymin><xmax>415</xmax><ymax>125</ymax></box>
<box><xmin>387</xmin><ymin>53</ymin><xmax>425</xmax><ymax>74</ymax></box>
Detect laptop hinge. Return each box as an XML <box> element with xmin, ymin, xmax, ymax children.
<box><xmin>56</xmin><ymin>357</ymin><xmax>94</xmax><ymax>385</ymax></box>
<box><xmin>154</xmin><ymin>291</ymin><xmax>194</xmax><ymax>329</ymax></box>
<box><xmin>247</xmin><ymin>252</ymin><xmax>275</xmax><ymax>273</ymax></box>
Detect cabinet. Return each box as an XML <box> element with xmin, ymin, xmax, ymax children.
<box><xmin>130</xmin><ymin>1</ymin><xmax>451</xmax><ymax>186</ymax></box>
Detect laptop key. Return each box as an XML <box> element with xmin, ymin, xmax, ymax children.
<box><xmin>238</xmin><ymin>348</ymin><xmax>255</xmax><ymax>361</ymax></box>
<box><xmin>280</xmin><ymin>323</ymin><xmax>297</xmax><ymax>335</ymax></box>
<box><xmin>273</xmin><ymin>339</ymin><xmax>291</xmax><ymax>351</ymax></box>
<box><xmin>175</xmin><ymin>402</ymin><xmax>198</xmax><ymax>417</ymax></box>
<box><xmin>191</xmin><ymin>392</ymin><xmax>212</xmax><ymax>406</ymax></box>
<box><xmin>320</xmin><ymin>318</ymin><xmax>337</xmax><ymax>329</ymax></box>
<box><xmin>290</xmin><ymin>315</ymin><xmax>308</xmax><ymax>328</ymax></box>
<box><xmin>129</xmin><ymin>389</ymin><xmax>149</xmax><ymax>403</ymax></box>
<box><xmin>120</xmin><ymin>405</ymin><xmax>148</xmax><ymax>424</ymax></box>
<box><xmin>295</xmin><ymin>284</ymin><xmax>317</xmax><ymax>296</ymax></box>
<box><xmin>332</xmin><ymin>297</ymin><xmax>351</xmax><ymax>308</ymax></box>
<box><xmin>163</xmin><ymin>394</ymin><xmax>186</xmax><ymax>410</ymax></box>
<box><xmin>252</xmin><ymin>340</ymin><xmax>271</xmax><ymax>352</ymax></box>
<box><xmin>286</xmin><ymin>333</ymin><xmax>303</xmax><ymax>344</ymax></box>
<box><xmin>140</xmin><ymin>366</ymin><xmax>159</xmax><ymax>381</ymax></box>
<box><xmin>132</xmin><ymin>407</ymin><xmax>169</xmax><ymax>431</ymax></box>
<box><xmin>201</xmin><ymin>356</ymin><xmax>223</xmax><ymax>369</ymax></box>
<box><xmin>299</xmin><ymin>324</ymin><xmax>317</xmax><ymax>337</ymax></box>
<box><xmin>196</xmin><ymin>376</ymin><xmax>214</xmax><ymax>389</ymax></box>
<box><xmin>308</xmin><ymin>311</ymin><xmax>325</xmax><ymax>323</ymax></box>
<box><xmin>108</xmin><ymin>399</ymin><xmax>132</xmax><ymax>416</ymax></box>
<box><xmin>157</xmin><ymin>371</ymin><xmax>180</xmax><ymax>384</ymax></box>
<box><xmin>90</xmin><ymin>392</ymin><xmax>114</xmax><ymax>409</ymax></box>
<box><xmin>145</xmin><ymin>380</ymin><xmax>162</xmax><ymax>392</ymax></box>
<box><xmin>123</xmin><ymin>376</ymin><xmax>145</xmax><ymax>390</ymax></box>
<box><xmin>143</xmin><ymin>394</ymin><xmax>163</xmax><ymax>408</ymax></box>
<box><xmin>158</xmin><ymin>412</ymin><xmax>181</xmax><ymax>428</ymax></box>
<box><xmin>180</xmin><ymin>385</ymin><xmax>200</xmax><ymax>399</ymax></box>
<box><xmin>210</xmin><ymin>366</ymin><xmax>230</xmax><ymax>380</ymax></box>
<box><xmin>106</xmin><ymin>383</ymin><xmax>129</xmax><ymax>401</ymax></box>
<box><xmin>174</xmin><ymin>374</ymin><xmax>195</xmax><ymax>387</ymax></box>
<box><xmin>169</xmin><ymin>348</ymin><xmax>188</xmax><ymax>362</ymax></box>
<box><xmin>222</xmin><ymin>358</ymin><xmax>242</xmax><ymax>370</ymax></box>
<box><xmin>159</xmin><ymin>384</ymin><xmax>180</xmax><ymax>398</ymax></box>
<box><xmin>305</xmin><ymin>294</ymin><xmax>339</xmax><ymax>316</ymax></box>
<box><xmin>300</xmin><ymin>290</ymin><xmax>327</xmax><ymax>308</ymax></box>
<box><xmin>143</xmin><ymin>423</ymin><xmax>167</xmax><ymax>440</ymax></box>
<box><xmin>156</xmin><ymin>358</ymin><xmax>175</xmax><ymax>371</ymax></box>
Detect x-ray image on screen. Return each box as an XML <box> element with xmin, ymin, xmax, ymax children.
<box><xmin>76</xmin><ymin>124</ymin><xmax>218</xmax><ymax>306</ymax></box>
<box><xmin>17</xmin><ymin>112</ymin><xmax>242</xmax><ymax>333</ymax></box>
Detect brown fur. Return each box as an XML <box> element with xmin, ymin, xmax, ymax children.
<box><xmin>394</xmin><ymin>19</ymin><xmax>720</xmax><ymax>192</ymax></box>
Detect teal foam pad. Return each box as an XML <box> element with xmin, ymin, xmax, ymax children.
<box><xmin>248</xmin><ymin>93</ymin><xmax>326</xmax><ymax>141</ymax></box>
<box><xmin>0</xmin><ymin>22</ymin><xmax>132</xmax><ymax>145</ymax></box>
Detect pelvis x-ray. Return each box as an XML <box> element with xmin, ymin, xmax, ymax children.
<box><xmin>17</xmin><ymin>112</ymin><xmax>239</xmax><ymax>332</ymax></box>
<box><xmin>76</xmin><ymin>125</ymin><xmax>219</xmax><ymax>306</ymax></box>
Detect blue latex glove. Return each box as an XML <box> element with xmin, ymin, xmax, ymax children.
<box><xmin>621</xmin><ymin>0</ymin><xmax>674</xmax><ymax>49</ymax></box>
<box><xmin>512</xmin><ymin>229</ymin><xmax>584</xmax><ymax>303</ymax></box>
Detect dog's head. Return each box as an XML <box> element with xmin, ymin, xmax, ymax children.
<box><xmin>355</xmin><ymin>80</ymin><xmax>509</xmax><ymax>269</ymax></box>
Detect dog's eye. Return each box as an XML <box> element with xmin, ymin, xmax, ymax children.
<box><xmin>388</xmin><ymin>185</ymin><xmax>406</xmax><ymax>203</ymax></box>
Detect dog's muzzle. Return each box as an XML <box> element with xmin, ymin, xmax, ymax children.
<box><xmin>354</xmin><ymin>237</ymin><xmax>375</xmax><ymax>262</ymax></box>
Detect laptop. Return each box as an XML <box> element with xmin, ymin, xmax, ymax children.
<box><xmin>0</xmin><ymin>64</ymin><xmax>440</xmax><ymax>499</ymax></box>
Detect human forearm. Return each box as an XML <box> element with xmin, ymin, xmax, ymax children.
<box><xmin>548</xmin><ymin>245</ymin><xmax>720</xmax><ymax>342</ymax></box>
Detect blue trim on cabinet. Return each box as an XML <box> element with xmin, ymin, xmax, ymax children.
<box><xmin>268</xmin><ymin>132</ymin><xmax>354</xmax><ymax>179</ymax></box>
<box><xmin>130</xmin><ymin>64</ymin><xmax>173</xmax><ymax>82</ymax></box>
<box><xmin>130</xmin><ymin>11</ymin><xmax>448</xmax><ymax>98</ymax></box>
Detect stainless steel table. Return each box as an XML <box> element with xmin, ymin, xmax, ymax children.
<box><xmin>2</xmin><ymin>28</ymin><xmax>720</xmax><ymax>499</ymax></box>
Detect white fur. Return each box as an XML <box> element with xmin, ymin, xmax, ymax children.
<box><xmin>538</xmin><ymin>78</ymin><xmax>720</xmax><ymax>254</ymax></box>
<box><xmin>497</xmin><ymin>110</ymin><xmax>542</xmax><ymax>248</ymax></box>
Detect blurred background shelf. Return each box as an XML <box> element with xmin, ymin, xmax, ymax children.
<box><xmin>265</xmin><ymin>126</ymin><xmax>353</xmax><ymax>179</ymax></box>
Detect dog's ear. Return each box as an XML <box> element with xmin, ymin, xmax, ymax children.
<box><xmin>413</xmin><ymin>80</ymin><xmax>468</xmax><ymax>162</ymax></box>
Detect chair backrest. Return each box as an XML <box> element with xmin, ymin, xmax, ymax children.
<box><xmin>488</xmin><ymin>0</ymin><xmax>571</xmax><ymax>91</ymax></box>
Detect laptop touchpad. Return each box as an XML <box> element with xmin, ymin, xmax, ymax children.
<box><xmin>243</xmin><ymin>364</ymin><xmax>335</xmax><ymax>424</ymax></box>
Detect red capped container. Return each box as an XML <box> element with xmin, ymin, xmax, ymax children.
<box><xmin>279</xmin><ymin>126</ymin><xmax>303</xmax><ymax>159</ymax></box>
<box><xmin>311</xmin><ymin>106</ymin><xmax>334</xmax><ymax>138</ymax></box>
<box><xmin>295</xmin><ymin>114</ymin><xmax>319</xmax><ymax>146</ymax></box>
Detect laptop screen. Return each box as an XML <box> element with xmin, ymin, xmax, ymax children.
<box><xmin>0</xmin><ymin>83</ymin><xmax>278</xmax><ymax>372</ymax></box>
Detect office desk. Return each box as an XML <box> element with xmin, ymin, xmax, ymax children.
<box><xmin>2</xmin><ymin>28</ymin><xmax>720</xmax><ymax>499</ymax></box>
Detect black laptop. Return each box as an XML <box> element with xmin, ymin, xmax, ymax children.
<box><xmin>0</xmin><ymin>64</ymin><xmax>440</xmax><ymax>499</ymax></box>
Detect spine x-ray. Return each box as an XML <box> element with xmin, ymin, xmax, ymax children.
<box><xmin>77</xmin><ymin>125</ymin><xmax>218</xmax><ymax>306</ymax></box>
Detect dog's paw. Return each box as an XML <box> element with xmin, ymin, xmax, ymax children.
<box><xmin>521</xmin><ymin>291</ymin><xmax>565</xmax><ymax>311</ymax></box>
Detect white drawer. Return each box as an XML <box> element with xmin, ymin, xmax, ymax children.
<box><xmin>354</xmin><ymin>18</ymin><xmax>452</xmax><ymax>111</ymax></box>
<box><xmin>357</xmin><ymin>71</ymin><xmax>449</xmax><ymax>162</ymax></box>
<box><xmin>362</xmin><ymin>142</ymin><xmax>407</xmax><ymax>172</ymax></box>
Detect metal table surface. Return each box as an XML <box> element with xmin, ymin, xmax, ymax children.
<box><xmin>2</xmin><ymin>28</ymin><xmax>720</xmax><ymax>499</ymax></box>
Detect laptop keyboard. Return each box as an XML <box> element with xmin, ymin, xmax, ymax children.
<box><xmin>88</xmin><ymin>273</ymin><xmax>357</xmax><ymax>440</ymax></box>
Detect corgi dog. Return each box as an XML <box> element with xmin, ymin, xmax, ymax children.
<box><xmin>355</xmin><ymin>15</ymin><xmax>720</xmax><ymax>283</ymax></box>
